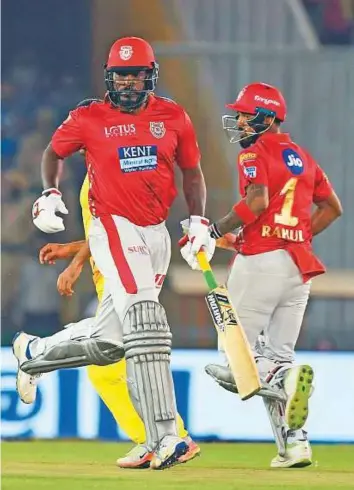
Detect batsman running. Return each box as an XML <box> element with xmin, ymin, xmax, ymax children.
<box><xmin>180</xmin><ymin>82</ymin><xmax>342</xmax><ymax>468</ymax></box>
<box><xmin>13</xmin><ymin>36</ymin><xmax>208</xmax><ymax>470</ymax></box>
<box><xmin>37</xmin><ymin>97</ymin><xmax>200</xmax><ymax>469</ymax></box>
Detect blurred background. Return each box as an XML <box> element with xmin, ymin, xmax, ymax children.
<box><xmin>2</xmin><ymin>0</ymin><xmax>354</xmax><ymax>442</ymax></box>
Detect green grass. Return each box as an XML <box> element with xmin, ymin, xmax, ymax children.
<box><xmin>2</xmin><ymin>441</ymin><xmax>354</xmax><ymax>490</ymax></box>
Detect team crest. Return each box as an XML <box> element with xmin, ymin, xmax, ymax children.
<box><xmin>119</xmin><ymin>45</ymin><xmax>133</xmax><ymax>60</ymax></box>
<box><xmin>150</xmin><ymin>121</ymin><xmax>166</xmax><ymax>139</ymax></box>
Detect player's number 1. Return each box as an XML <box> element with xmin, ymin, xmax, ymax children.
<box><xmin>274</xmin><ymin>178</ymin><xmax>299</xmax><ymax>227</ymax></box>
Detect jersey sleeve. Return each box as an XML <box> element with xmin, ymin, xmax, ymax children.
<box><xmin>237</xmin><ymin>151</ymin><xmax>268</xmax><ymax>197</ymax></box>
<box><xmin>175</xmin><ymin>110</ymin><xmax>201</xmax><ymax>169</ymax></box>
<box><xmin>51</xmin><ymin>108</ymin><xmax>84</xmax><ymax>158</ymax></box>
<box><xmin>313</xmin><ymin>164</ymin><xmax>333</xmax><ymax>203</ymax></box>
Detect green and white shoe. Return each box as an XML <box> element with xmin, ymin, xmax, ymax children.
<box><xmin>271</xmin><ymin>430</ymin><xmax>312</xmax><ymax>468</ymax></box>
<box><xmin>284</xmin><ymin>365</ymin><xmax>314</xmax><ymax>430</ymax></box>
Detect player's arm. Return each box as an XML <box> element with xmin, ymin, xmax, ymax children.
<box><xmin>57</xmin><ymin>241</ymin><xmax>91</xmax><ymax>296</ymax></box>
<box><xmin>181</xmin><ymin>165</ymin><xmax>206</xmax><ymax>216</ymax></box>
<box><xmin>42</xmin><ymin>110</ymin><xmax>84</xmax><ymax>189</ymax></box>
<box><xmin>311</xmin><ymin>191</ymin><xmax>343</xmax><ymax>236</ymax></box>
<box><xmin>311</xmin><ymin>164</ymin><xmax>343</xmax><ymax>237</ymax></box>
<box><xmin>210</xmin><ymin>153</ymin><xmax>269</xmax><ymax>237</ymax></box>
<box><xmin>41</xmin><ymin>144</ymin><xmax>63</xmax><ymax>189</ymax></box>
<box><xmin>211</xmin><ymin>184</ymin><xmax>268</xmax><ymax>236</ymax></box>
<box><xmin>33</xmin><ymin>109</ymin><xmax>84</xmax><ymax>234</ymax></box>
<box><xmin>176</xmin><ymin>109</ymin><xmax>206</xmax><ymax>216</ymax></box>
<box><xmin>39</xmin><ymin>240</ymin><xmax>87</xmax><ymax>265</ymax></box>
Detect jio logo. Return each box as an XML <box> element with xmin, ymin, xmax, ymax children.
<box><xmin>282</xmin><ymin>149</ymin><xmax>304</xmax><ymax>175</ymax></box>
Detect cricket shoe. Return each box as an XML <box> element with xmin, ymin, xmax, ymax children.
<box><xmin>116</xmin><ymin>444</ymin><xmax>152</xmax><ymax>469</ymax></box>
<box><xmin>12</xmin><ymin>332</ymin><xmax>41</xmax><ymax>404</ymax></box>
<box><xmin>117</xmin><ymin>437</ymin><xmax>200</xmax><ymax>469</ymax></box>
<box><xmin>150</xmin><ymin>435</ymin><xmax>188</xmax><ymax>470</ymax></box>
<box><xmin>178</xmin><ymin>436</ymin><xmax>201</xmax><ymax>463</ymax></box>
<box><xmin>271</xmin><ymin>430</ymin><xmax>312</xmax><ymax>468</ymax></box>
<box><xmin>283</xmin><ymin>365</ymin><xmax>314</xmax><ymax>430</ymax></box>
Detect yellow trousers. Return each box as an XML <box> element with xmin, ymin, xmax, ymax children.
<box><xmin>87</xmin><ymin>361</ymin><xmax>187</xmax><ymax>443</ymax></box>
<box><xmin>86</xmin><ymin>284</ymin><xmax>188</xmax><ymax>443</ymax></box>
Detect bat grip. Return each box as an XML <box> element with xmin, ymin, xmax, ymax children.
<box><xmin>196</xmin><ymin>250</ymin><xmax>218</xmax><ymax>290</ymax></box>
<box><xmin>178</xmin><ymin>236</ymin><xmax>218</xmax><ymax>290</ymax></box>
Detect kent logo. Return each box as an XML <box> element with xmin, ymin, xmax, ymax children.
<box><xmin>121</xmin><ymin>146</ymin><xmax>154</xmax><ymax>158</ymax></box>
<box><xmin>282</xmin><ymin>148</ymin><xmax>304</xmax><ymax>175</ymax></box>
<box><xmin>118</xmin><ymin>145</ymin><xmax>158</xmax><ymax>173</ymax></box>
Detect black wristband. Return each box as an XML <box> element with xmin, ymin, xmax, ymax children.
<box><xmin>209</xmin><ymin>223</ymin><xmax>223</xmax><ymax>239</ymax></box>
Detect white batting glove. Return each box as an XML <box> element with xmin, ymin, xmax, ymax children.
<box><xmin>180</xmin><ymin>218</ymin><xmax>190</xmax><ymax>236</ymax></box>
<box><xmin>180</xmin><ymin>240</ymin><xmax>215</xmax><ymax>270</ymax></box>
<box><xmin>188</xmin><ymin>215</ymin><xmax>215</xmax><ymax>256</ymax></box>
<box><xmin>32</xmin><ymin>188</ymin><xmax>68</xmax><ymax>234</ymax></box>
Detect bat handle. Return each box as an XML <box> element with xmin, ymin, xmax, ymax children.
<box><xmin>196</xmin><ymin>250</ymin><xmax>218</xmax><ymax>290</ymax></box>
<box><xmin>178</xmin><ymin>236</ymin><xmax>218</xmax><ymax>290</ymax></box>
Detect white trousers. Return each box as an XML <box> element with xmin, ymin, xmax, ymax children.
<box><xmin>227</xmin><ymin>250</ymin><xmax>310</xmax><ymax>370</ymax></box>
<box><xmin>34</xmin><ymin>216</ymin><xmax>171</xmax><ymax>354</ymax></box>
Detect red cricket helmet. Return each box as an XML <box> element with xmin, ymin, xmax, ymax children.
<box><xmin>104</xmin><ymin>37</ymin><xmax>159</xmax><ymax>111</ymax></box>
<box><xmin>106</xmin><ymin>37</ymin><xmax>156</xmax><ymax>69</ymax></box>
<box><xmin>227</xmin><ymin>82</ymin><xmax>287</xmax><ymax>122</ymax></box>
<box><xmin>222</xmin><ymin>82</ymin><xmax>287</xmax><ymax>147</ymax></box>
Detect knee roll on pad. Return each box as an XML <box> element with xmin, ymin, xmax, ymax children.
<box><xmin>124</xmin><ymin>300</ymin><xmax>172</xmax><ymax>359</ymax></box>
<box><xmin>21</xmin><ymin>338</ymin><xmax>124</xmax><ymax>375</ymax></box>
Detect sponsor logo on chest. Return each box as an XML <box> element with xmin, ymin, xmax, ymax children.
<box><xmin>282</xmin><ymin>148</ymin><xmax>304</xmax><ymax>175</ymax></box>
<box><xmin>104</xmin><ymin>124</ymin><xmax>136</xmax><ymax>137</ymax></box>
<box><xmin>118</xmin><ymin>145</ymin><xmax>158</xmax><ymax>173</ymax></box>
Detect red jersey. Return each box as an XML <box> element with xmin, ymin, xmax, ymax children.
<box><xmin>52</xmin><ymin>95</ymin><xmax>200</xmax><ymax>226</ymax></box>
<box><xmin>235</xmin><ymin>132</ymin><xmax>333</xmax><ymax>281</ymax></box>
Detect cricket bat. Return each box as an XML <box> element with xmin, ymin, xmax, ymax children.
<box><xmin>179</xmin><ymin>235</ymin><xmax>261</xmax><ymax>400</ymax></box>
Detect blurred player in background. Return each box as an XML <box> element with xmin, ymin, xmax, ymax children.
<box><xmin>13</xmin><ymin>37</ymin><xmax>208</xmax><ymax>470</ymax></box>
<box><xmin>181</xmin><ymin>82</ymin><xmax>342</xmax><ymax>468</ymax></box>
<box><xmin>38</xmin><ymin>96</ymin><xmax>200</xmax><ymax>469</ymax></box>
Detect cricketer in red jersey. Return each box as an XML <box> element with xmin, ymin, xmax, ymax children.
<box><xmin>184</xmin><ymin>82</ymin><xmax>342</xmax><ymax>468</ymax></box>
<box><xmin>13</xmin><ymin>37</ymin><xmax>209</xmax><ymax>470</ymax></box>
<box><xmin>51</xmin><ymin>94</ymin><xmax>201</xmax><ymax>226</ymax></box>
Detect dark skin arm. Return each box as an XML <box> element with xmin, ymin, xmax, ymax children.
<box><xmin>41</xmin><ymin>143</ymin><xmax>64</xmax><ymax>189</ymax></box>
<box><xmin>181</xmin><ymin>165</ymin><xmax>206</xmax><ymax>216</ymax></box>
<box><xmin>215</xmin><ymin>184</ymin><xmax>269</xmax><ymax>235</ymax></box>
<box><xmin>311</xmin><ymin>191</ymin><xmax>343</xmax><ymax>236</ymax></box>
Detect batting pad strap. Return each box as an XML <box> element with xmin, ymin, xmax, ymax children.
<box><xmin>233</xmin><ymin>200</ymin><xmax>258</xmax><ymax>225</ymax></box>
<box><xmin>20</xmin><ymin>339</ymin><xmax>124</xmax><ymax>375</ymax></box>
